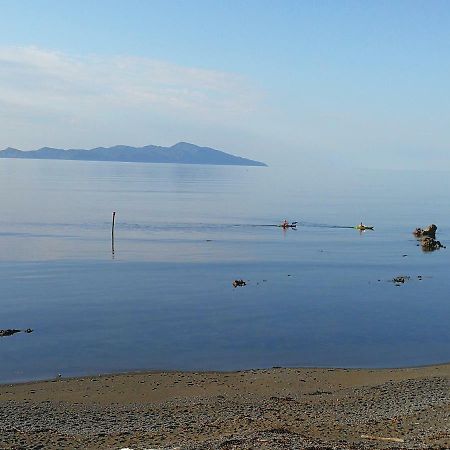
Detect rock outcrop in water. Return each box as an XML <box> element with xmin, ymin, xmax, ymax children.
<box><xmin>392</xmin><ymin>276</ymin><xmax>410</xmax><ymax>285</ymax></box>
<box><xmin>0</xmin><ymin>329</ymin><xmax>21</xmax><ymax>337</ymax></box>
<box><xmin>0</xmin><ymin>328</ymin><xmax>33</xmax><ymax>337</ymax></box>
<box><xmin>413</xmin><ymin>224</ymin><xmax>446</xmax><ymax>251</ymax></box>
<box><xmin>421</xmin><ymin>236</ymin><xmax>446</xmax><ymax>251</ymax></box>
<box><xmin>413</xmin><ymin>224</ymin><xmax>437</xmax><ymax>239</ymax></box>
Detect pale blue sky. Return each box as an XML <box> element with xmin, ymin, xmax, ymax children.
<box><xmin>1</xmin><ymin>0</ymin><xmax>449</xmax><ymax>168</ymax></box>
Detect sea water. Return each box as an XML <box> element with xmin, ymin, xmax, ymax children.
<box><xmin>1</xmin><ymin>159</ymin><xmax>450</xmax><ymax>382</ymax></box>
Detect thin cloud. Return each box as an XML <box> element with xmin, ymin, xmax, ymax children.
<box><xmin>0</xmin><ymin>46</ymin><xmax>262</xmax><ymax>122</ymax></box>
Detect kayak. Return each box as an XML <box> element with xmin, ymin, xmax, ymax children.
<box><xmin>278</xmin><ymin>224</ymin><xmax>297</xmax><ymax>228</ymax></box>
<box><xmin>355</xmin><ymin>225</ymin><xmax>374</xmax><ymax>230</ymax></box>
<box><xmin>278</xmin><ymin>221</ymin><xmax>297</xmax><ymax>228</ymax></box>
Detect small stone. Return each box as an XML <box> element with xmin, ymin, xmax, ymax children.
<box><xmin>392</xmin><ymin>276</ymin><xmax>410</xmax><ymax>284</ymax></box>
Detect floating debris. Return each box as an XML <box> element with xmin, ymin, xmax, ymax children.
<box><xmin>389</xmin><ymin>275</ymin><xmax>429</xmax><ymax>285</ymax></box>
<box><xmin>0</xmin><ymin>328</ymin><xmax>33</xmax><ymax>337</ymax></box>
<box><xmin>232</xmin><ymin>279</ymin><xmax>246</xmax><ymax>287</ymax></box>
<box><xmin>392</xmin><ymin>276</ymin><xmax>410</xmax><ymax>286</ymax></box>
<box><xmin>0</xmin><ymin>329</ymin><xmax>21</xmax><ymax>337</ymax></box>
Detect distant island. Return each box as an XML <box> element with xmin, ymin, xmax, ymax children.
<box><xmin>0</xmin><ymin>142</ymin><xmax>267</xmax><ymax>167</ymax></box>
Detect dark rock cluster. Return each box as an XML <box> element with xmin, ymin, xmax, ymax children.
<box><xmin>0</xmin><ymin>329</ymin><xmax>21</xmax><ymax>337</ymax></box>
<box><xmin>421</xmin><ymin>236</ymin><xmax>446</xmax><ymax>251</ymax></box>
<box><xmin>392</xmin><ymin>276</ymin><xmax>410</xmax><ymax>285</ymax></box>
<box><xmin>413</xmin><ymin>224</ymin><xmax>446</xmax><ymax>251</ymax></box>
<box><xmin>0</xmin><ymin>328</ymin><xmax>33</xmax><ymax>337</ymax></box>
<box><xmin>413</xmin><ymin>224</ymin><xmax>437</xmax><ymax>239</ymax></box>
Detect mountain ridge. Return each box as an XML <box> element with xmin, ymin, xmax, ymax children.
<box><xmin>0</xmin><ymin>142</ymin><xmax>267</xmax><ymax>167</ymax></box>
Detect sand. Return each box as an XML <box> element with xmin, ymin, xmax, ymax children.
<box><xmin>0</xmin><ymin>364</ymin><xmax>448</xmax><ymax>449</ymax></box>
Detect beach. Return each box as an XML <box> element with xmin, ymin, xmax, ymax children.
<box><xmin>0</xmin><ymin>364</ymin><xmax>448</xmax><ymax>449</ymax></box>
<box><xmin>3</xmin><ymin>2</ymin><xmax>450</xmax><ymax>449</ymax></box>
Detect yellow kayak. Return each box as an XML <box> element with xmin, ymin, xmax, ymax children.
<box><xmin>355</xmin><ymin>225</ymin><xmax>374</xmax><ymax>230</ymax></box>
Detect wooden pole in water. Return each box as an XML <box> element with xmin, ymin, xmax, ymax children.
<box><xmin>111</xmin><ymin>211</ymin><xmax>116</xmax><ymax>256</ymax></box>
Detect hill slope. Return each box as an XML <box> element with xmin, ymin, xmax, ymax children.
<box><xmin>0</xmin><ymin>142</ymin><xmax>267</xmax><ymax>166</ymax></box>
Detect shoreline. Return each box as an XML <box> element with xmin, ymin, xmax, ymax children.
<box><xmin>4</xmin><ymin>360</ymin><xmax>450</xmax><ymax>387</ymax></box>
<box><xmin>0</xmin><ymin>364</ymin><xmax>448</xmax><ymax>449</ymax></box>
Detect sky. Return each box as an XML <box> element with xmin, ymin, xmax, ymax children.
<box><xmin>0</xmin><ymin>0</ymin><xmax>450</xmax><ymax>168</ymax></box>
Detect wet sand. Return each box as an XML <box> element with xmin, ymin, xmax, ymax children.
<box><xmin>0</xmin><ymin>364</ymin><xmax>448</xmax><ymax>449</ymax></box>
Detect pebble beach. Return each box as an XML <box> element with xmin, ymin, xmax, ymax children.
<box><xmin>0</xmin><ymin>364</ymin><xmax>448</xmax><ymax>449</ymax></box>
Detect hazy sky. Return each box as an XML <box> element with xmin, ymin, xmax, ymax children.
<box><xmin>1</xmin><ymin>0</ymin><xmax>449</xmax><ymax>168</ymax></box>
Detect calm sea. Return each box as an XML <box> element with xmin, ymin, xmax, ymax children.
<box><xmin>1</xmin><ymin>159</ymin><xmax>450</xmax><ymax>383</ymax></box>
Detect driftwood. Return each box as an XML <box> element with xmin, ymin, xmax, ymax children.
<box><xmin>361</xmin><ymin>434</ymin><xmax>404</xmax><ymax>443</ymax></box>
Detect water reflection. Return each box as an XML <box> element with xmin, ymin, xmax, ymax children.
<box><xmin>1</xmin><ymin>160</ymin><xmax>450</xmax><ymax>381</ymax></box>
